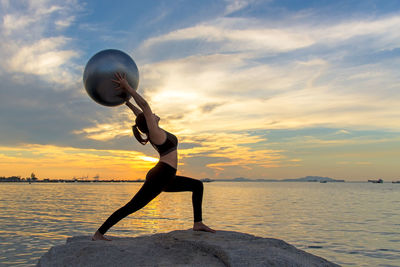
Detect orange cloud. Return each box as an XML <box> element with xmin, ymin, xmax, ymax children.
<box><xmin>178</xmin><ymin>132</ymin><xmax>284</xmax><ymax>175</ymax></box>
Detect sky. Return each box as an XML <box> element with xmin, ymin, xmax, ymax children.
<box><xmin>0</xmin><ymin>0</ymin><xmax>399</xmax><ymax>181</ymax></box>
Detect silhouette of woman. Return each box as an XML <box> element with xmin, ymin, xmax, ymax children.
<box><xmin>92</xmin><ymin>73</ymin><xmax>215</xmax><ymax>241</ymax></box>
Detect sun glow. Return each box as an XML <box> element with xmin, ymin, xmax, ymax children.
<box><xmin>0</xmin><ymin>144</ymin><xmax>157</xmax><ymax>180</ymax></box>
<box><xmin>140</xmin><ymin>156</ymin><xmax>159</xmax><ymax>163</ymax></box>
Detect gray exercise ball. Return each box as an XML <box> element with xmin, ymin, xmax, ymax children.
<box><xmin>83</xmin><ymin>49</ymin><xmax>139</xmax><ymax>106</ymax></box>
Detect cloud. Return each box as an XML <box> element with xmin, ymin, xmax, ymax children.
<box><xmin>280</xmin><ymin>134</ymin><xmax>400</xmax><ymax>148</ymax></box>
<box><xmin>335</xmin><ymin>129</ymin><xmax>351</xmax><ymax>135</ymax></box>
<box><xmin>224</xmin><ymin>0</ymin><xmax>251</xmax><ymax>15</ymax></box>
<box><xmin>1</xmin><ymin>4</ymin><xmax>65</xmax><ymax>34</ymax></box>
<box><xmin>140</xmin><ymin>21</ymin><xmax>314</xmax><ymax>55</ymax></box>
<box><xmin>0</xmin><ymin>0</ymin><xmax>81</xmax><ymax>85</ymax></box>
<box><xmin>73</xmin><ymin>118</ymin><xmax>286</xmax><ymax>177</ymax></box>
<box><xmin>137</xmin><ymin>51</ymin><xmax>400</xmax><ymax>133</ymax></box>
<box><xmin>200</xmin><ymin>102</ymin><xmax>226</xmax><ymax>113</ymax></box>
<box><xmin>55</xmin><ymin>15</ymin><xmax>75</xmax><ymax>29</ymax></box>
<box><xmin>138</xmin><ymin>53</ymin><xmax>322</xmax><ymax>131</ymax></box>
<box><xmin>7</xmin><ymin>37</ymin><xmax>78</xmax><ymax>84</ymax></box>
<box><xmin>135</xmin><ymin>11</ymin><xmax>400</xmax><ymax>133</ymax></box>
<box><xmin>355</xmin><ymin>161</ymin><xmax>372</xmax><ymax>165</ymax></box>
<box><xmin>74</xmin><ymin>122</ymin><xmax>132</xmax><ymax>141</ymax></box>
<box><xmin>139</xmin><ymin>14</ymin><xmax>400</xmax><ymax>58</ymax></box>
<box><xmin>178</xmin><ymin>131</ymin><xmax>283</xmax><ymax>176</ymax></box>
<box><xmin>337</xmin><ymin>161</ymin><xmax>372</xmax><ymax>166</ymax></box>
<box><xmin>317</xmin><ymin>15</ymin><xmax>400</xmax><ymax>49</ymax></box>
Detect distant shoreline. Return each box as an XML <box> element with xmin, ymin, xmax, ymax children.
<box><xmin>1</xmin><ymin>180</ymin><xmax>397</xmax><ymax>183</ymax></box>
<box><xmin>2</xmin><ymin>175</ymin><xmax>399</xmax><ymax>183</ymax></box>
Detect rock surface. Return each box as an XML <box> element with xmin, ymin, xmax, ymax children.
<box><xmin>37</xmin><ymin>230</ymin><xmax>340</xmax><ymax>267</ymax></box>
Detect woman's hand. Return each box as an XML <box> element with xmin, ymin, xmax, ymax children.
<box><xmin>113</xmin><ymin>72</ymin><xmax>149</xmax><ymax>111</ymax></box>
<box><xmin>112</xmin><ymin>72</ymin><xmax>131</xmax><ymax>91</ymax></box>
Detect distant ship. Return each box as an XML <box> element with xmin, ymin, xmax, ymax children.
<box><xmin>392</xmin><ymin>181</ymin><xmax>400</xmax><ymax>184</ymax></box>
<box><xmin>368</xmin><ymin>179</ymin><xmax>383</xmax><ymax>183</ymax></box>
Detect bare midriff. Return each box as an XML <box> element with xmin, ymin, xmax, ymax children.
<box><xmin>159</xmin><ymin>150</ymin><xmax>178</xmax><ymax>169</ymax></box>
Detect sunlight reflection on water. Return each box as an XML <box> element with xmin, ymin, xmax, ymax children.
<box><xmin>0</xmin><ymin>182</ymin><xmax>399</xmax><ymax>266</ymax></box>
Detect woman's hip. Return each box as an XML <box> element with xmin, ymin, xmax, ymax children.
<box><xmin>146</xmin><ymin>161</ymin><xmax>177</xmax><ymax>185</ymax></box>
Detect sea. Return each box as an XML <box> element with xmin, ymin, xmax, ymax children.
<box><xmin>0</xmin><ymin>181</ymin><xmax>399</xmax><ymax>267</ymax></box>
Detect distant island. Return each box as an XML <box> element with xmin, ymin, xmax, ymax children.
<box><xmin>213</xmin><ymin>176</ymin><xmax>346</xmax><ymax>183</ymax></box>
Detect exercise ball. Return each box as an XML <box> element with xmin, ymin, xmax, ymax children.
<box><xmin>83</xmin><ymin>49</ymin><xmax>139</xmax><ymax>106</ymax></box>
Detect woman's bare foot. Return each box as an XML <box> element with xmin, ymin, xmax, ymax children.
<box><xmin>92</xmin><ymin>230</ymin><xmax>112</xmax><ymax>241</ymax></box>
<box><xmin>193</xmin><ymin>221</ymin><xmax>216</xmax><ymax>233</ymax></box>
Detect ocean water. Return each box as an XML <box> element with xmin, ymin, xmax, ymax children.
<box><xmin>0</xmin><ymin>182</ymin><xmax>399</xmax><ymax>267</ymax></box>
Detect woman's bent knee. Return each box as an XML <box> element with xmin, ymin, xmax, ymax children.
<box><xmin>195</xmin><ymin>179</ymin><xmax>203</xmax><ymax>192</ymax></box>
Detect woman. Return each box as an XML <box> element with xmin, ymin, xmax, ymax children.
<box><xmin>92</xmin><ymin>73</ymin><xmax>215</xmax><ymax>241</ymax></box>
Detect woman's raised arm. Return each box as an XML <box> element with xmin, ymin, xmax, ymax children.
<box><xmin>112</xmin><ymin>73</ymin><xmax>154</xmax><ymax>116</ymax></box>
<box><xmin>125</xmin><ymin>101</ymin><xmax>142</xmax><ymax>116</ymax></box>
<box><xmin>113</xmin><ymin>73</ymin><xmax>163</xmax><ymax>141</ymax></box>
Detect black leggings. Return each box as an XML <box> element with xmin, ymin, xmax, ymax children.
<box><xmin>98</xmin><ymin>161</ymin><xmax>203</xmax><ymax>235</ymax></box>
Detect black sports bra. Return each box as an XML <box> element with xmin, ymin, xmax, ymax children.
<box><xmin>150</xmin><ymin>130</ymin><xmax>178</xmax><ymax>156</ymax></box>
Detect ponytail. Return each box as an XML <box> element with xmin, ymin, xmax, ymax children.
<box><xmin>132</xmin><ymin>124</ymin><xmax>149</xmax><ymax>145</ymax></box>
<box><xmin>132</xmin><ymin>113</ymin><xmax>149</xmax><ymax>145</ymax></box>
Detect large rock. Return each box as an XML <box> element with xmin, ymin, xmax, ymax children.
<box><xmin>37</xmin><ymin>230</ymin><xmax>340</xmax><ymax>267</ymax></box>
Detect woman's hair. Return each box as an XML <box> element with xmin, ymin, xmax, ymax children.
<box><xmin>132</xmin><ymin>113</ymin><xmax>149</xmax><ymax>145</ymax></box>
